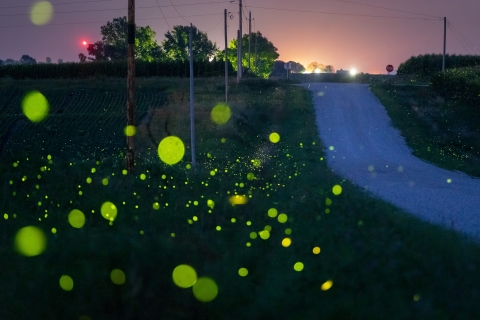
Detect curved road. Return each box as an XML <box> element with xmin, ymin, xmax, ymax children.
<box><xmin>306</xmin><ymin>83</ymin><xmax>480</xmax><ymax>240</ymax></box>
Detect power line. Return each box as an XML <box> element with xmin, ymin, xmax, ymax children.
<box><xmin>0</xmin><ymin>1</ymin><xmax>232</xmax><ymax>16</ymax></box>
<box><xmin>0</xmin><ymin>13</ymin><xmax>223</xmax><ymax>29</ymax></box>
<box><xmin>167</xmin><ymin>0</ymin><xmax>191</xmax><ymax>25</ymax></box>
<box><xmin>247</xmin><ymin>5</ymin><xmax>442</xmax><ymax>20</ymax></box>
<box><xmin>155</xmin><ymin>0</ymin><xmax>171</xmax><ymax>30</ymax></box>
<box><xmin>447</xmin><ymin>24</ymin><xmax>470</xmax><ymax>54</ymax></box>
<box><xmin>0</xmin><ymin>0</ymin><xmax>114</xmax><ymax>9</ymax></box>
<box><xmin>334</xmin><ymin>0</ymin><xmax>442</xmax><ymax>19</ymax></box>
<box><xmin>447</xmin><ymin>20</ymin><xmax>478</xmax><ymax>54</ymax></box>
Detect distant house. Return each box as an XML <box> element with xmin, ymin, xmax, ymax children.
<box><xmin>336</xmin><ymin>69</ymin><xmax>349</xmax><ymax>74</ymax></box>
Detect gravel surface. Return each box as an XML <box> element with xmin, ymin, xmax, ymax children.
<box><xmin>306</xmin><ymin>82</ymin><xmax>480</xmax><ymax>240</ymax></box>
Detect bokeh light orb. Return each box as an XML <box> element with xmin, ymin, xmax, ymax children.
<box><xmin>192</xmin><ymin>277</ymin><xmax>218</xmax><ymax>302</ymax></box>
<box><xmin>158</xmin><ymin>136</ymin><xmax>185</xmax><ymax>165</ymax></box>
<box><xmin>15</xmin><ymin>226</ymin><xmax>47</xmax><ymax>256</ymax></box>
<box><xmin>172</xmin><ymin>265</ymin><xmax>197</xmax><ymax>288</ymax></box>
<box><xmin>259</xmin><ymin>230</ymin><xmax>270</xmax><ymax>240</ymax></box>
<box><xmin>268</xmin><ymin>208</ymin><xmax>278</xmax><ymax>218</ymax></box>
<box><xmin>332</xmin><ymin>185</ymin><xmax>342</xmax><ymax>195</ymax></box>
<box><xmin>22</xmin><ymin>91</ymin><xmax>49</xmax><ymax>122</ymax></box>
<box><xmin>211</xmin><ymin>103</ymin><xmax>231</xmax><ymax>124</ymax></box>
<box><xmin>278</xmin><ymin>213</ymin><xmax>288</xmax><ymax>223</ymax></box>
<box><xmin>30</xmin><ymin>1</ymin><xmax>54</xmax><ymax>25</ymax></box>
<box><xmin>59</xmin><ymin>275</ymin><xmax>74</xmax><ymax>291</ymax></box>
<box><xmin>294</xmin><ymin>262</ymin><xmax>304</xmax><ymax>272</ymax></box>
<box><xmin>229</xmin><ymin>195</ymin><xmax>248</xmax><ymax>205</ymax></box>
<box><xmin>101</xmin><ymin>202</ymin><xmax>117</xmax><ymax>221</ymax></box>
<box><xmin>124</xmin><ymin>125</ymin><xmax>136</xmax><ymax>136</ymax></box>
<box><xmin>282</xmin><ymin>238</ymin><xmax>291</xmax><ymax>247</ymax></box>
<box><xmin>68</xmin><ymin>209</ymin><xmax>85</xmax><ymax>228</ymax></box>
<box><xmin>321</xmin><ymin>280</ymin><xmax>333</xmax><ymax>291</ymax></box>
<box><xmin>269</xmin><ymin>132</ymin><xmax>280</xmax><ymax>143</ymax></box>
<box><xmin>313</xmin><ymin>247</ymin><xmax>321</xmax><ymax>254</ymax></box>
<box><xmin>110</xmin><ymin>269</ymin><xmax>126</xmax><ymax>285</ymax></box>
<box><xmin>238</xmin><ymin>268</ymin><xmax>248</xmax><ymax>277</ymax></box>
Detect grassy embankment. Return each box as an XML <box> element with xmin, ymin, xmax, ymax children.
<box><xmin>371</xmin><ymin>81</ymin><xmax>480</xmax><ymax>177</ymax></box>
<box><xmin>1</xmin><ymin>77</ymin><xmax>480</xmax><ymax>319</ymax></box>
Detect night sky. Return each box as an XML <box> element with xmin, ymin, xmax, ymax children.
<box><xmin>1</xmin><ymin>0</ymin><xmax>479</xmax><ymax>73</ymax></box>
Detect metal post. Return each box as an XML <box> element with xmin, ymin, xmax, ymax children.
<box><xmin>248</xmin><ymin>11</ymin><xmax>251</xmax><ymax>71</ymax></box>
<box><xmin>237</xmin><ymin>0</ymin><xmax>242</xmax><ymax>82</ymax></box>
<box><xmin>126</xmin><ymin>0</ymin><xmax>135</xmax><ymax>172</ymax></box>
<box><xmin>224</xmin><ymin>9</ymin><xmax>228</xmax><ymax>102</ymax></box>
<box><xmin>442</xmin><ymin>17</ymin><xmax>446</xmax><ymax>72</ymax></box>
<box><xmin>189</xmin><ymin>24</ymin><xmax>196</xmax><ymax>167</ymax></box>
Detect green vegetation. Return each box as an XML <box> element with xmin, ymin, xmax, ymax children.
<box><xmin>0</xmin><ymin>59</ymin><xmax>232</xmax><ymax>79</ymax></box>
<box><xmin>431</xmin><ymin>66</ymin><xmax>480</xmax><ymax>105</ymax></box>
<box><xmin>371</xmin><ymin>82</ymin><xmax>480</xmax><ymax>177</ymax></box>
<box><xmin>397</xmin><ymin>54</ymin><xmax>480</xmax><ymax>77</ymax></box>
<box><xmin>2</xmin><ymin>78</ymin><xmax>480</xmax><ymax>319</ymax></box>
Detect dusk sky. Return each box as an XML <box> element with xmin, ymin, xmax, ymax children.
<box><xmin>1</xmin><ymin>0</ymin><xmax>479</xmax><ymax>74</ymax></box>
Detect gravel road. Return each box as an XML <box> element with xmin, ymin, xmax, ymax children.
<box><xmin>306</xmin><ymin>82</ymin><xmax>480</xmax><ymax>240</ymax></box>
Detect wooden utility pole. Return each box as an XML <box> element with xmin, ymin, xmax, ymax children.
<box><xmin>442</xmin><ymin>17</ymin><xmax>446</xmax><ymax>72</ymax></box>
<box><xmin>189</xmin><ymin>24</ymin><xmax>196</xmax><ymax>167</ymax></box>
<box><xmin>224</xmin><ymin>9</ymin><xmax>228</xmax><ymax>102</ymax></box>
<box><xmin>126</xmin><ymin>0</ymin><xmax>135</xmax><ymax>172</ymax></box>
<box><xmin>237</xmin><ymin>0</ymin><xmax>242</xmax><ymax>82</ymax></box>
<box><xmin>248</xmin><ymin>11</ymin><xmax>251</xmax><ymax>71</ymax></box>
<box><xmin>255</xmin><ymin>32</ymin><xmax>258</xmax><ymax>75</ymax></box>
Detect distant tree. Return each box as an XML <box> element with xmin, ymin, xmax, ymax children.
<box><xmin>87</xmin><ymin>16</ymin><xmax>162</xmax><ymax>61</ymax></box>
<box><xmin>5</xmin><ymin>59</ymin><xmax>15</xmax><ymax>65</ymax></box>
<box><xmin>0</xmin><ymin>59</ymin><xmax>3</xmax><ymax>66</ymax></box>
<box><xmin>288</xmin><ymin>61</ymin><xmax>305</xmax><ymax>73</ymax></box>
<box><xmin>46</xmin><ymin>57</ymin><xmax>52</xmax><ymax>63</ymax></box>
<box><xmin>325</xmin><ymin>65</ymin><xmax>335</xmax><ymax>73</ymax></box>
<box><xmin>58</xmin><ymin>59</ymin><xmax>63</xmax><ymax>64</ymax></box>
<box><xmin>78</xmin><ymin>53</ymin><xmax>87</xmax><ymax>63</ymax></box>
<box><xmin>228</xmin><ymin>31</ymin><xmax>279</xmax><ymax>79</ymax></box>
<box><xmin>162</xmin><ymin>25</ymin><xmax>218</xmax><ymax>62</ymax></box>
<box><xmin>306</xmin><ymin>62</ymin><xmax>326</xmax><ymax>73</ymax></box>
<box><xmin>20</xmin><ymin>55</ymin><xmax>37</xmax><ymax>64</ymax></box>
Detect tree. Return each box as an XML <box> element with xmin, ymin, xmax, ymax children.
<box><xmin>87</xmin><ymin>16</ymin><xmax>162</xmax><ymax>61</ymax></box>
<box><xmin>5</xmin><ymin>59</ymin><xmax>15</xmax><ymax>65</ymax></box>
<box><xmin>58</xmin><ymin>59</ymin><xmax>63</xmax><ymax>64</ymax></box>
<box><xmin>162</xmin><ymin>25</ymin><xmax>218</xmax><ymax>62</ymax></box>
<box><xmin>288</xmin><ymin>61</ymin><xmax>305</xmax><ymax>73</ymax></box>
<box><xmin>325</xmin><ymin>65</ymin><xmax>335</xmax><ymax>73</ymax></box>
<box><xmin>78</xmin><ymin>53</ymin><xmax>87</xmax><ymax>63</ymax></box>
<box><xmin>228</xmin><ymin>31</ymin><xmax>279</xmax><ymax>79</ymax></box>
<box><xmin>306</xmin><ymin>62</ymin><xmax>326</xmax><ymax>73</ymax></box>
<box><xmin>20</xmin><ymin>55</ymin><xmax>37</xmax><ymax>64</ymax></box>
<box><xmin>46</xmin><ymin>57</ymin><xmax>52</xmax><ymax>63</ymax></box>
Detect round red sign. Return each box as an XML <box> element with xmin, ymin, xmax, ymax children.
<box><xmin>386</xmin><ymin>65</ymin><xmax>394</xmax><ymax>73</ymax></box>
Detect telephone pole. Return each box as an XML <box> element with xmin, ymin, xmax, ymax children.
<box><xmin>442</xmin><ymin>17</ymin><xmax>446</xmax><ymax>72</ymax></box>
<box><xmin>255</xmin><ymin>32</ymin><xmax>258</xmax><ymax>75</ymax></box>
<box><xmin>248</xmin><ymin>11</ymin><xmax>251</xmax><ymax>71</ymax></box>
<box><xmin>224</xmin><ymin>9</ymin><xmax>228</xmax><ymax>102</ymax></box>
<box><xmin>126</xmin><ymin>0</ymin><xmax>135</xmax><ymax>172</ymax></box>
<box><xmin>189</xmin><ymin>24</ymin><xmax>196</xmax><ymax>167</ymax></box>
<box><xmin>237</xmin><ymin>0</ymin><xmax>242</xmax><ymax>82</ymax></box>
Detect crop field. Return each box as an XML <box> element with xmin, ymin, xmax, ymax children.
<box><xmin>1</xmin><ymin>77</ymin><xmax>480</xmax><ymax>319</ymax></box>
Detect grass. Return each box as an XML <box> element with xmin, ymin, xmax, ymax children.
<box><xmin>370</xmin><ymin>83</ymin><xmax>480</xmax><ymax>177</ymax></box>
<box><xmin>1</xmin><ymin>77</ymin><xmax>480</xmax><ymax>319</ymax></box>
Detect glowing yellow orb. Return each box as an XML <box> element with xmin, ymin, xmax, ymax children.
<box><xmin>332</xmin><ymin>185</ymin><xmax>342</xmax><ymax>195</ymax></box>
<box><xmin>229</xmin><ymin>195</ymin><xmax>248</xmax><ymax>205</ymax></box>
<box><xmin>192</xmin><ymin>277</ymin><xmax>218</xmax><ymax>302</ymax></box>
<box><xmin>15</xmin><ymin>226</ymin><xmax>46</xmax><ymax>256</ymax></box>
<box><xmin>124</xmin><ymin>125</ymin><xmax>136</xmax><ymax>136</ymax></box>
<box><xmin>22</xmin><ymin>91</ymin><xmax>49</xmax><ymax>122</ymax></box>
<box><xmin>158</xmin><ymin>136</ymin><xmax>185</xmax><ymax>165</ymax></box>
<box><xmin>268</xmin><ymin>208</ymin><xmax>278</xmax><ymax>218</ymax></box>
<box><xmin>211</xmin><ymin>103</ymin><xmax>231</xmax><ymax>124</ymax></box>
<box><xmin>249</xmin><ymin>232</ymin><xmax>257</xmax><ymax>239</ymax></box>
<box><xmin>294</xmin><ymin>262</ymin><xmax>304</xmax><ymax>271</ymax></box>
<box><xmin>321</xmin><ymin>280</ymin><xmax>333</xmax><ymax>291</ymax></box>
<box><xmin>313</xmin><ymin>246</ymin><xmax>321</xmax><ymax>254</ymax></box>
<box><xmin>59</xmin><ymin>275</ymin><xmax>74</xmax><ymax>291</ymax></box>
<box><xmin>247</xmin><ymin>172</ymin><xmax>255</xmax><ymax>180</ymax></box>
<box><xmin>172</xmin><ymin>265</ymin><xmax>197</xmax><ymax>288</ymax></box>
<box><xmin>30</xmin><ymin>1</ymin><xmax>53</xmax><ymax>26</ymax></box>
<box><xmin>282</xmin><ymin>238</ymin><xmax>291</xmax><ymax>247</ymax></box>
<box><xmin>68</xmin><ymin>209</ymin><xmax>85</xmax><ymax>228</ymax></box>
<box><xmin>269</xmin><ymin>132</ymin><xmax>280</xmax><ymax>143</ymax></box>
<box><xmin>140</xmin><ymin>174</ymin><xmax>146</xmax><ymax>180</ymax></box>
<box><xmin>238</xmin><ymin>268</ymin><xmax>248</xmax><ymax>277</ymax></box>
<box><xmin>278</xmin><ymin>213</ymin><xmax>288</xmax><ymax>223</ymax></box>
<box><xmin>153</xmin><ymin>202</ymin><xmax>160</xmax><ymax>210</ymax></box>
<box><xmin>110</xmin><ymin>269</ymin><xmax>126</xmax><ymax>285</ymax></box>
<box><xmin>101</xmin><ymin>202</ymin><xmax>117</xmax><ymax>221</ymax></box>
<box><xmin>207</xmin><ymin>199</ymin><xmax>215</xmax><ymax>209</ymax></box>
<box><xmin>259</xmin><ymin>230</ymin><xmax>270</xmax><ymax>240</ymax></box>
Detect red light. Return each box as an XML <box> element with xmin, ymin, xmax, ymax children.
<box><xmin>82</xmin><ymin>41</ymin><xmax>87</xmax><ymax>46</ymax></box>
